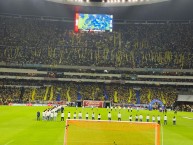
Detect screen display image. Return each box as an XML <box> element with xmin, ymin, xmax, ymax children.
<box><xmin>75</xmin><ymin>13</ymin><xmax>113</xmax><ymax>32</ymax></box>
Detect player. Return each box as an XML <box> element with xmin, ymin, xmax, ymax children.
<box><xmin>42</xmin><ymin>111</ymin><xmax>45</xmax><ymax>120</ymax></box>
<box><xmin>37</xmin><ymin>111</ymin><xmax>40</xmax><ymax>121</ymax></box>
<box><xmin>111</xmin><ymin>106</ymin><xmax>113</xmax><ymax>111</ymax></box>
<box><xmin>129</xmin><ymin>115</ymin><xmax>132</xmax><ymax>121</ymax></box>
<box><xmin>108</xmin><ymin>112</ymin><xmax>112</xmax><ymax>120</ymax></box>
<box><xmin>173</xmin><ymin>116</ymin><xmax>176</xmax><ymax>125</ymax></box>
<box><xmin>50</xmin><ymin>111</ymin><xmax>54</xmax><ymax>121</ymax></box>
<box><xmin>85</xmin><ymin>112</ymin><xmax>89</xmax><ymax>120</ymax></box>
<box><xmin>61</xmin><ymin>106</ymin><xmax>64</xmax><ymax>113</ymax></box>
<box><xmin>92</xmin><ymin>112</ymin><xmax>95</xmax><ymax>120</ymax></box>
<box><xmin>131</xmin><ymin>107</ymin><xmax>133</xmax><ymax>112</ymax></box>
<box><xmin>98</xmin><ymin>113</ymin><xmax>101</xmax><ymax>120</ymax></box>
<box><xmin>164</xmin><ymin>115</ymin><xmax>167</xmax><ymax>125</ymax></box>
<box><xmin>152</xmin><ymin>115</ymin><xmax>155</xmax><ymax>122</ymax></box>
<box><xmin>164</xmin><ymin>109</ymin><xmax>167</xmax><ymax>114</ymax></box>
<box><xmin>73</xmin><ymin>112</ymin><xmax>76</xmax><ymax>119</ymax></box>
<box><xmin>118</xmin><ymin>112</ymin><xmax>121</xmax><ymax>121</ymax></box>
<box><xmin>61</xmin><ymin>112</ymin><xmax>64</xmax><ymax>121</ymax></box>
<box><xmin>135</xmin><ymin>114</ymin><xmax>138</xmax><ymax>122</ymax></box>
<box><xmin>78</xmin><ymin>111</ymin><xmax>82</xmax><ymax>119</ymax></box>
<box><xmin>68</xmin><ymin>112</ymin><xmax>71</xmax><ymax>119</ymax></box>
<box><xmin>128</xmin><ymin>106</ymin><xmax>130</xmax><ymax>112</ymax></box>
<box><xmin>139</xmin><ymin>114</ymin><xmax>143</xmax><ymax>122</ymax></box>
<box><xmin>146</xmin><ymin>114</ymin><xmax>150</xmax><ymax>122</ymax></box>
<box><xmin>46</xmin><ymin>110</ymin><xmax>50</xmax><ymax>120</ymax></box>
<box><xmin>136</xmin><ymin>107</ymin><xmax>139</xmax><ymax>112</ymax></box>
<box><xmin>157</xmin><ymin>115</ymin><xmax>161</xmax><ymax>124</ymax></box>
<box><xmin>107</xmin><ymin>106</ymin><xmax>109</xmax><ymax>111</ymax></box>
<box><xmin>54</xmin><ymin>111</ymin><xmax>57</xmax><ymax>121</ymax></box>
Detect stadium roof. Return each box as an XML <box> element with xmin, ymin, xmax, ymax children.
<box><xmin>0</xmin><ymin>0</ymin><xmax>193</xmax><ymax>20</ymax></box>
<box><xmin>46</xmin><ymin>0</ymin><xmax>170</xmax><ymax>7</ymax></box>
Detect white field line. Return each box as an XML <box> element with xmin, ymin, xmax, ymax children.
<box><xmin>181</xmin><ymin>116</ymin><xmax>193</xmax><ymax>120</ymax></box>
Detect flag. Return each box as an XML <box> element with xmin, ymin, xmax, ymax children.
<box><xmin>56</xmin><ymin>87</ymin><xmax>61</xmax><ymax>101</ymax></box>
<box><xmin>49</xmin><ymin>86</ymin><xmax>54</xmax><ymax>101</ymax></box>
<box><xmin>114</xmin><ymin>91</ymin><xmax>118</xmax><ymax>103</ymax></box>
<box><xmin>19</xmin><ymin>87</ymin><xmax>25</xmax><ymax>102</ymax></box>
<box><xmin>161</xmin><ymin>92</ymin><xmax>166</xmax><ymax>104</ymax></box>
<box><xmin>44</xmin><ymin>86</ymin><xmax>50</xmax><ymax>101</ymax></box>
<box><xmin>77</xmin><ymin>86</ymin><xmax>82</xmax><ymax>100</ymax></box>
<box><xmin>128</xmin><ymin>89</ymin><xmax>132</xmax><ymax>103</ymax></box>
<box><xmin>147</xmin><ymin>89</ymin><xmax>151</xmax><ymax>103</ymax></box>
<box><xmin>103</xmin><ymin>85</ymin><xmax>108</xmax><ymax>100</ymax></box>
<box><xmin>56</xmin><ymin>93</ymin><xmax>61</xmax><ymax>101</ymax></box>
<box><xmin>67</xmin><ymin>87</ymin><xmax>71</xmax><ymax>102</ymax></box>
<box><xmin>136</xmin><ymin>90</ymin><xmax>140</xmax><ymax>104</ymax></box>
<box><xmin>31</xmin><ymin>88</ymin><xmax>36</xmax><ymax>101</ymax></box>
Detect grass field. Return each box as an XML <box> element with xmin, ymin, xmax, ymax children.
<box><xmin>0</xmin><ymin>106</ymin><xmax>193</xmax><ymax>145</ymax></box>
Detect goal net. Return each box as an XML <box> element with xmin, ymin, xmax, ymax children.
<box><xmin>64</xmin><ymin>119</ymin><xmax>160</xmax><ymax>145</ymax></box>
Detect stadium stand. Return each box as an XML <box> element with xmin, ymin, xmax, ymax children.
<box><xmin>0</xmin><ymin>0</ymin><xmax>193</xmax><ymax>112</ymax></box>
<box><xmin>1</xmin><ymin>16</ymin><xmax>193</xmax><ymax>68</ymax></box>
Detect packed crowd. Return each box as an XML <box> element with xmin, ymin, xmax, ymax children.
<box><xmin>0</xmin><ymin>82</ymin><xmax>177</xmax><ymax>107</ymax></box>
<box><xmin>0</xmin><ymin>16</ymin><xmax>192</xmax><ymax>111</ymax></box>
<box><xmin>176</xmin><ymin>104</ymin><xmax>193</xmax><ymax>112</ymax></box>
<box><xmin>0</xmin><ymin>16</ymin><xmax>193</xmax><ymax>68</ymax></box>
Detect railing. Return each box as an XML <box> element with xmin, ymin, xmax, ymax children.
<box><xmin>1</xmin><ymin>75</ymin><xmax>193</xmax><ymax>86</ymax></box>
<box><xmin>1</xmin><ymin>62</ymin><xmax>193</xmax><ymax>73</ymax></box>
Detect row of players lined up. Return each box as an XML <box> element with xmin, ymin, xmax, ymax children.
<box><xmin>36</xmin><ymin>105</ymin><xmax>64</xmax><ymax>121</ymax></box>
<box><xmin>38</xmin><ymin>109</ymin><xmax>177</xmax><ymax>125</ymax></box>
<box><xmin>62</xmin><ymin>112</ymin><xmax>176</xmax><ymax>125</ymax></box>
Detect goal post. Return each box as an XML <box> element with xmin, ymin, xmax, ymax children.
<box><xmin>64</xmin><ymin>119</ymin><xmax>160</xmax><ymax>145</ymax></box>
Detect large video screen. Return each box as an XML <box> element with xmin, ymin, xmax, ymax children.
<box><xmin>75</xmin><ymin>13</ymin><xmax>113</xmax><ymax>32</ymax></box>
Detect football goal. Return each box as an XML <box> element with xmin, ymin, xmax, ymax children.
<box><xmin>64</xmin><ymin>119</ymin><xmax>160</xmax><ymax>145</ymax></box>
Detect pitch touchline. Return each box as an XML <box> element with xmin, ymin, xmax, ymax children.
<box><xmin>181</xmin><ymin>116</ymin><xmax>193</xmax><ymax>120</ymax></box>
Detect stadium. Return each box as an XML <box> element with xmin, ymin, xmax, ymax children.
<box><xmin>0</xmin><ymin>0</ymin><xmax>193</xmax><ymax>145</ymax></box>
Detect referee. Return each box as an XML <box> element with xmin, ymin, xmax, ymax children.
<box><xmin>108</xmin><ymin>112</ymin><xmax>112</xmax><ymax>120</ymax></box>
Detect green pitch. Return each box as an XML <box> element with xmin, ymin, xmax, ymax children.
<box><xmin>0</xmin><ymin>106</ymin><xmax>193</xmax><ymax>145</ymax></box>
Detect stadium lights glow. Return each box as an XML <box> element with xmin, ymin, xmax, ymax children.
<box><xmin>48</xmin><ymin>0</ymin><xmax>169</xmax><ymax>5</ymax></box>
<box><xmin>99</xmin><ymin>0</ymin><xmax>151</xmax><ymax>3</ymax></box>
